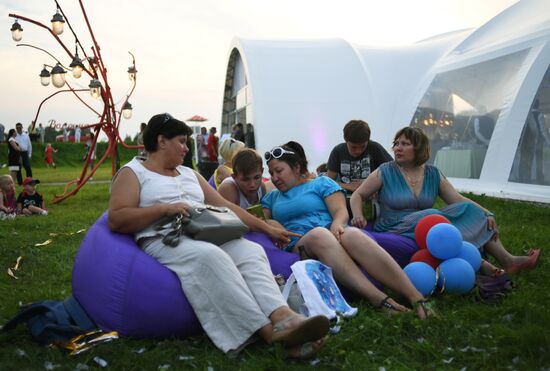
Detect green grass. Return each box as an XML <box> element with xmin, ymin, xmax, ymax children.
<box><xmin>0</xmin><ymin>166</ymin><xmax>549</xmax><ymax>370</ymax></box>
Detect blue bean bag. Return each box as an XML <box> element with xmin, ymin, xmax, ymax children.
<box><xmin>72</xmin><ymin>212</ymin><xmax>299</xmax><ymax>339</ymax></box>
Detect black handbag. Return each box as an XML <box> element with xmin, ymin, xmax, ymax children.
<box><xmin>154</xmin><ymin>205</ymin><xmax>249</xmax><ymax>246</ymax></box>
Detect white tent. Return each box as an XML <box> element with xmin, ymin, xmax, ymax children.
<box><xmin>221</xmin><ymin>0</ymin><xmax>550</xmax><ymax>203</ymax></box>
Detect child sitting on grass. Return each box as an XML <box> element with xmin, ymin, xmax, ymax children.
<box><xmin>44</xmin><ymin>143</ymin><xmax>58</xmax><ymax>168</ymax></box>
<box><xmin>17</xmin><ymin>177</ymin><xmax>48</xmax><ymax>216</ymax></box>
<box><xmin>0</xmin><ymin>174</ymin><xmax>17</xmax><ymax>219</ymax></box>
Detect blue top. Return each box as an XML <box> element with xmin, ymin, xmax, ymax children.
<box><xmin>262</xmin><ymin>176</ymin><xmax>343</xmax><ymax>250</ymax></box>
<box><xmin>376</xmin><ymin>162</ymin><xmax>440</xmax><ymax>231</ymax></box>
<box><xmin>374</xmin><ymin>161</ymin><xmax>493</xmax><ymax>248</ymax></box>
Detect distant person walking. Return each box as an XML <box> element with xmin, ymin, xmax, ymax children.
<box><xmin>245</xmin><ymin>123</ymin><xmax>255</xmax><ymax>149</ymax></box>
<box><xmin>233</xmin><ymin>122</ymin><xmax>245</xmax><ymax>142</ymax></box>
<box><xmin>44</xmin><ymin>143</ymin><xmax>58</xmax><ymax>168</ymax></box>
<box><xmin>196</xmin><ymin>127</ymin><xmax>209</xmax><ymax>162</ymax></box>
<box><xmin>28</xmin><ymin>123</ymin><xmax>38</xmax><ymax>142</ymax></box>
<box><xmin>15</xmin><ymin>122</ymin><xmax>32</xmax><ymax>185</ymax></box>
<box><xmin>37</xmin><ymin>123</ymin><xmax>45</xmax><ymax>144</ymax></box>
<box><xmin>75</xmin><ymin>126</ymin><xmax>82</xmax><ymax>143</ymax></box>
<box><xmin>85</xmin><ymin>133</ymin><xmax>97</xmax><ymax>180</ymax></box>
<box><xmin>62</xmin><ymin>123</ymin><xmax>69</xmax><ymax>142</ymax></box>
<box><xmin>0</xmin><ymin>123</ymin><xmax>5</xmax><ymax>143</ymax></box>
<box><xmin>7</xmin><ymin>129</ymin><xmax>21</xmax><ymax>184</ymax></box>
<box><xmin>207</xmin><ymin>127</ymin><xmax>219</xmax><ymax>162</ymax></box>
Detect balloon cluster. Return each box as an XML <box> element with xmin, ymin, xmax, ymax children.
<box><xmin>403</xmin><ymin>214</ymin><xmax>481</xmax><ymax>296</ymax></box>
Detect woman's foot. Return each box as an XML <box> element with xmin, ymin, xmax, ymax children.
<box><xmin>377</xmin><ymin>296</ymin><xmax>410</xmax><ymax>315</ymax></box>
<box><xmin>480</xmin><ymin>260</ymin><xmax>505</xmax><ymax>277</ymax></box>
<box><xmin>271</xmin><ymin>315</ymin><xmax>329</xmax><ymax>347</ymax></box>
<box><xmin>412</xmin><ymin>300</ymin><xmax>433</xmax><ymax>320</ymax></box>
<box><xmin>505</xmin><ymin>249</ymin><xmax>541</xmax><ymax>274</ymax></box>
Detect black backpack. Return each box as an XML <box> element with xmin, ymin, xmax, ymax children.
<box><xmin>1</xmin><ymin>295</ymin><xmax>97</xmax><ymax>344</ymax></box>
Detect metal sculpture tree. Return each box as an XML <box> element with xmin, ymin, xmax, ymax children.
<box><xmin>9</xmin><ymin>0</ymin><xmax>140</xmax><ymax>203</ymax></box>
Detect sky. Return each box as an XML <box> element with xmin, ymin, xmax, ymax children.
<box><xmin>1</xmin><ymin>0</ymin><xmax>517</xmax><ymax>140</ymax></box>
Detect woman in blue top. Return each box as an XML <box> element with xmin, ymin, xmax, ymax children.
<box><xmin>350</xmin><ymin>127</ymin><xmax>540</xmax><ymax>275</ymax></box>
<box><xmin>262</xmin><ymin>141</ymin><xmax>429</xmax><ymax>319</ymax></box>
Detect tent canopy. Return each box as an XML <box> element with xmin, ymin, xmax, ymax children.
<box><xmin>221</xmin><ymin>0</ymin><xmax>550</xmax><ymax>203</ymax></box>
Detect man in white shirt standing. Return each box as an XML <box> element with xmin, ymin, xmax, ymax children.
<box><xmin>15</xmin><ymin>122</ymin><xmax>33</xmax><ymax>185</ymax></box>
<box><xmin>75</xmin><ymin>126</ymin><xmax>81</xmax><ymax>143</ymax></box>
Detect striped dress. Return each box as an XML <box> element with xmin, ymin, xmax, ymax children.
<box><xmin>374</xmin><ymin>162</ymin><xmax>493</xmax><ymax>249</ymax></box>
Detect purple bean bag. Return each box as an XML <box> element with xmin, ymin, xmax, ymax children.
<box><xmin>362</xmin><ymin>224</ymin><xmax>419</xmax><ymax>267</ymax></box>
<box><xmin>244</xmin><ymin>231</ymin><xmax>299</xmax><ymax>278</ymax></box>
<box><xmin>72</xmin><ymin>212</ymin><xmax>298</xmax><ymax>339</ymax></box>
<box><xmin>208</xmin><ymin>174</ymin><xmax>216</xmax><ymax>189</ymax></box>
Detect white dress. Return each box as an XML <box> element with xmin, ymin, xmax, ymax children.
<box><xmin>121</xmin><ymin>157</ymin><xmax>286</xmax><ymax>353</ymax></box>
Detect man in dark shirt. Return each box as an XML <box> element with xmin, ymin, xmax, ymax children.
<box><xmin>233</xmin><ymin>122</ymin><xmax>245</xmax><ymax>142</ymax></box>
<box><xmin>327</xmin><ymin>119</ymin><xmax>392</xmax><ymax>194</ymax></box>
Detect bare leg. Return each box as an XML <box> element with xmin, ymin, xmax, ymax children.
<box><xmin>295</xmin><ymin>227</ymin><xmax>408</xmax><ymax>311</ymax></box>
<box><xmin>27</xmin><ymin>205</ymin><xmax>46</xmax><ymax>215</ymax></box>
<box><xmin>479</xmin><ymin>259</ymin><xmax>504</xmax><ymax>276</ymax></box>
<box><xmin>340</xmin><ymin>228</ymin><xmax>425</xmax><ymax>305</ymax></box>
<box><xmin>484</xmin><ymin>238</ymin><xmax>533</xmax><ymax>270</ymax></box>
<box><xmin>20</xmin><ymin>208</ymin><xmax>32</xmax><ymax>216</ymax></box>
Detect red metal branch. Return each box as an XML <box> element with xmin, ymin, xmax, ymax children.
<box><xmin>32</xmin><ymin>88</ymin><xmax>96</xmax><ymax>130</ymax></box>
<box><xmin>11</xmin><ymin>3</ymin><xmax>139</xmax><ymax>204</ymax></box>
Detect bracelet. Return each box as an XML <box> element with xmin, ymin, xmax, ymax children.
<box><xmin>484</xmin><ymin>211</ymin><xmax>495</xmax><ymax>217</ymax></box>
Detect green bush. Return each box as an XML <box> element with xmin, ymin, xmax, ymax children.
<box><xmin>0</xmin><ymin>142</ymin><xmax>138</xmax><ymax>169</ymax></box>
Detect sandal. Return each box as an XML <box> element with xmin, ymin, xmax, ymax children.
<box><xmin>505</xmin><ymin>249</ymin><xmax>541</xmax><ymax>274</ymax></box>
<box><xmin>377</xmin><ymin>296</ymin><xmax>407</xmax><ymax>315</ymax></box>
<box><xmin>271</xmin><ymin>315</ymin><xmax>329</xmax><ymax>347</ymax></box>
<box><xmin>286</xmin><ymin>338</ymin><xmax>325</xmax><ymax>360</ymax></box>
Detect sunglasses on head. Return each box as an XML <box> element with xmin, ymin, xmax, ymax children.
<box><xmin>162</xmin><ymin>113</ymin><xmax>174</xmax><ymax>124</ymax></box>
<box><xmin>264</xmin><ymin>147</ymin><xmax>295</xmax><ymax>162</ymax></box>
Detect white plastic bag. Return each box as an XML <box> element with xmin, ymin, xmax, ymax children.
<box><xmin>281</xmin><ymin>260</ymin><xmax>357</xmax><ymax>320</ymax></box>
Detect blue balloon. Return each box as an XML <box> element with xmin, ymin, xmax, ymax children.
<box><xmin>426</xmin><ymin>223</ymin><xmax>462</xmax><ymax>260</ymax></box>
<box><xmin>404</xmin><ymin>262</ymin><xmax>437</xmax><ymax>297</ymax></box>
<box><xmin>457</xmin><ymin>241</ymin><xmax>482</xmax><ymax>272</ymax></box>
<box><xmin>437</xmin><ymin>258</ymin><xmax>475</xmax><ymax>294</ymax></box>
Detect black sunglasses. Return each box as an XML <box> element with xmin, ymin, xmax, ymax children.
<box><xmin>264</xmin><ymin>147</ymin><xmax>295</xmax><ymax>162</ymax></box>
<box><xmin>162</xmin><ymin>113</ymin><xmax>174</xmax><ymax>124</ymax></box>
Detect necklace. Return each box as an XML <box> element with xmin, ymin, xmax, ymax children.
<box><xmin>399</xmin><ymin>165</ymin><xmax>425</xmax><ymax>187</ymax></box>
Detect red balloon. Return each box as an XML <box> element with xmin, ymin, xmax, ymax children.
<box><xmin>411</xmin><ymin>249</ymin><xmax>443</xmax><ymax>270</ymax></box>
<box><xmin>414</xmin><ymin>214</ymin><xmax>451</xmax><ymax>250</ymax></box>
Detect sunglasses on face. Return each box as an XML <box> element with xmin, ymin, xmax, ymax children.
<box><xmin>264</xmin><ymin>147</ymin><xmax>295</xmax><ymax>162</ymax></box>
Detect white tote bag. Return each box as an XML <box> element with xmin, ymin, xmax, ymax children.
<box><xmin>281</xmin><ymin>260</ymin><xmax>357</xmax><ymax>320</ymax></box>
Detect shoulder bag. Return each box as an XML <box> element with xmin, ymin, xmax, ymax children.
<box><xmin>154</xmin><ymin>205</ymin><xmax>249</xmax><ymax>246</ymax></box>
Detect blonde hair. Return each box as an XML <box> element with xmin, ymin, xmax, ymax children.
<box><xmin>219</xmin><ymin>138</ymin><xmax>245</xmax><ymax>163</ymax></box>
<box><xmin>0</xmin><ymin>174</ymin><xmax>13</xmax><ymax>189</ymax></box>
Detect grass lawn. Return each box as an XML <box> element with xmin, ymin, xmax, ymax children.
<box><xmin>0</xmin><ymin>165</ymin><xmax>549</xmax><ymax>370</ymax></box>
